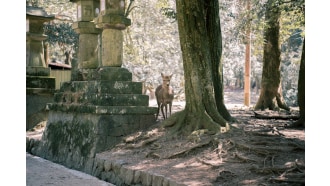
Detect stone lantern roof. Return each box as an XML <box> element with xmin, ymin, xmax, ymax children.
<box><xmin>26</xmin><ymin>6</ymin><xmax>55</xmax><ymax>20</ymax></box>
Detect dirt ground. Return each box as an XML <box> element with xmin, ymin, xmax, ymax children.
<box><xmin>104</xmin><ymin>88</ymin><xmax>305</xmax><ymax>185</ymax></box>
<box><xmin>27</xmin><ymin>88</ymin><xmax>305</xmax><ymax>185</ymax></box>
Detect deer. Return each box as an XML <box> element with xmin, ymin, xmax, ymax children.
<box><xmin>155</xmin><ymin>73</ymin><xmax>174</xmax><ymax>120</ymax></box>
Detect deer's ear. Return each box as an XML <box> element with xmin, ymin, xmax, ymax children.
<box><xmin>170</xmin><ymin>74</ymin><xmax>173</xmax><ymax>78</ymax></box>
<box><xmin>161</xmin><ymin>73</ymin><xmax>164</xmax><ymax>77</ymax></box>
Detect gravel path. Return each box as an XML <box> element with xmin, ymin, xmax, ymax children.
<box><xmin>26</xmin><ymin>153</ymin><xmax>114</xmax><ymax>186</ymax></box>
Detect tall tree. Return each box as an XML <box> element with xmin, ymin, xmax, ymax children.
<box><xmin>292</xmin><ymin>38</ymin><xmax>304</xmax><ymax>127</ymax></box>
<box><xmin>163</xmin><ymin>0</ymin><xmax>230</xmax><ymax>135</ymax></box>
<box><xmin>254</xmin><ymin>0</ymin><xmax>289</xmax><ymax>111</ymax></box>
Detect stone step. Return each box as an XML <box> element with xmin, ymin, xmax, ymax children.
<box><xmin>27</xmin><ymin>76</ymin><xmax>55</xmax><ymax>89</ymax></box>
<box><xmin>73</xmin><ymin>67</ymin><xmax>132</xmax><ymax>81</ymax></box>
<box><xmin>59</xmin><ymin>81</ymin><xmax>143</xmax><ymax>94</ymax></box>
<box><xmin>53</xmin><ymin>93</ymin><xmax>149</xmax><ymax>106</ymax></box>
<box><xmin>47</xmin><ymin>103</ymin><xmax>157</xmax><ymax>115</ymax></box>
<box><xmin>26</xmin><ymin>66</ymin><xmax>51</xmax><ymax>76</ymax></box>
<box><xmin>26</xmin><ymin>88</ymin><xmax>55</xmax><ymax>95</ymax></box>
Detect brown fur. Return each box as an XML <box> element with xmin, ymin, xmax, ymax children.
<box><xmin>155</xmin><ymin>73</ymin><xmax>174</xmax><ymax>119</ymax></box>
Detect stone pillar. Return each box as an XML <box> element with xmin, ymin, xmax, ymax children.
<box><xmin>72</xmin><ymin>22</ymin><xmax>101</xmax><ymax>69</ymax></box>
<box><xmin>94</xmin><ymin>1</ymin><xmax>131</xmax><ymax>67</ymax></box>
<box><xmin>101</xmin><ymin>29</ymin><xmax>123</xmax><ymax>67</ymax></box>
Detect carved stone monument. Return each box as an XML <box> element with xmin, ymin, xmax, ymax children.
<box><xmin>29</xmin><ymin>0</ymin><xmax>158</xmax><ymax>174</ymax></box>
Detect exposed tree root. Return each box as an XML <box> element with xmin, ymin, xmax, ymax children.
<box><xmin>232</xmin><ymin>152</ymin><xmax>258</xmax><ymax>163</ymax></box>
<box><xmin>164</xmin><ymin>138</ymin><xmax>212</xmax><ymax>159</ymax></box>
<box><xmin>253</xmin><ymin>111</ymin><xmax>299</xmax><ymax>120</ymax></box>
<box><xmin>161</xmin><ymin>110</ymin><xmax>223</xmax><ymax>137</ymax></box>
<box><xmin>125</xmin><ymin>136</ymin><xmax>159</xmax><ymax>149</ymax></box>
<box><xmin>196</xmin><ymin>157</ymin><xmax>222</xmax><ymax>168</ymax></box>
<box><xmin>228</xmin><ymin>139</ymin><xmax>271</xmax><ymax>156</ymax></box>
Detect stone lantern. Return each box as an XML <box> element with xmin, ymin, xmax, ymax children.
<box><xmin>70</xmin><ymin>0</ymin><xmax>101</xmax><ymax>70</ymax></box>
<box><xmin>94</xmin><ymin>0</ymin><xmax>131</xmax><ymax>67</ymax></box>
<box><xmin>26</xmin><ymin>6</ymin><xmax>55</xmax><ymax>75</ymax></box>
<box><xmin>75</xmin><ymin>0</ymin><xmax>100</xmax><ymax>21</ymax></box>
<box><xmin>26</xmin><ymin>6</ymin><xmax>56</xmax><ymax>130</ymax></box>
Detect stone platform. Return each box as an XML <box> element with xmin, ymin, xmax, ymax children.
<box><xmin>28</xmin><ymin>67</ymin><xmax>158</xmax><ymax>174</ymax></box>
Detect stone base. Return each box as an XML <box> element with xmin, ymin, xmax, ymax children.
<box><xmin>27</xmin><ymin>66</ymin><xmax>51</xmax><ymax>76</ymax></box>
<box><xmin>26</xmin><ymin>91</ymin><xmax>54</xmax><ymax>130</ymax></box>
<box><xmin>26</xmin><ymin>75</ymin><xmax>55</xmax><ymax>130</ymax></box>
<box><xmin>27</xmin><ymin>76</ymin><xmax>56</xmax><ymax>89</ymax></box>
<box><xmin>27</xmin><ymin>66</ymin><xmax>158</xmax><ymax>176</ymax></box>
<box><xmin>29</xmin><ymin>108</ymin><xmax>156</xmax><ymax>173</ymax></box>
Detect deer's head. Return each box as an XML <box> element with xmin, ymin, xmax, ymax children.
<box><xmin>161</xmin><ymin>73</ymin><xmax>173</xmax><ymax>87</ymax></box>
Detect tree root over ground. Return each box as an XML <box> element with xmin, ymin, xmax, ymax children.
<box><xmin>109</xmin><ymin>108</ymin><xmax>304</xmax><ymax>185</ymax></box>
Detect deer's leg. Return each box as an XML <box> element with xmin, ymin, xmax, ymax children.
<box><xmin>165</xmin><ymin>103</ymin><xmax>168</xmax><ymax>119</ymax></box>
<box><xmin>156</xmin><ymin>101</ymin><xmax>160</xmax><ymax>120</ymax></box>
<box><xmin>161</xmin><ymin>103</ymin><xmax>166</xmax><ymax>119</ymax></box>
<box><xmin>169</xmin><ymin>102</ymin><xmax>172</xmax><ymax>116</ymax></box>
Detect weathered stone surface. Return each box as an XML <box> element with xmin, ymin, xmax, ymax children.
<box><xmin>73</xmin><ymin>20</ymin><xmax>101</xmax><ymax>34</ymax></box>
<box><xmin>141</xmin><ymin>171</ymin><xmax>153</xmax><ymax>186</ymax></box>
<box><xmin>72</xmin><ymin>67</ymin><xmax>133</xmax><ymax>81</ymax></box>
<box><xmin>92</xmin><ymin>157</ymin><xmax>105</xmax><ymax>177</ymax></box>
<box><xmin>26</xmin><ymin>66</ymin><xmax>51</xmax><ymax>76</ymax></box>
<box><xmin>152</xmin><ymin>173</ymin><xmax>165</xmax><ymax>186</ymax></box>
<box><xmin>119</xmin><ymin>166</ymin><xmax>134</xmax><ymax>185</ymax></box>
<box><xmin>54</xmin><ymin>92</ymin><xmax>149</xmax><ymax>106</ymax></box>
<box><xmin>77</xmin><ymin>34</ymin><xmax>99</xmax><ymax>69</ymax></box>
<box><xmin>101</xmin><ymin>160</ymin><xmax>110</xmax><ymax>172</ymax></box>
<box><xmin>133</xmin><ymin>169</ymin><xmax>142</xmax><ymax>184</ymax></box>
<box><xmin>46</xmin><ymin>104</ymin><xmax>157</xmax><ymax>115</ymax></box>
<box><xmin>101</xmin><ymin>29</ymin><xmax>123</xmax><ymax>67</ymax></box>
<box><xmin>59</xmin><ymin>81</ymin><xmax>143</xmax><ymax>94</ymax></box>
<box><xmin>26</xmin><ymin>76</ymin><xmax>56</xmax><ymax>89</ymax></box>
<box><xmin>26</xmin><ymin>92</ymin><xmax>53</xmax><ymax>130</ymax></box>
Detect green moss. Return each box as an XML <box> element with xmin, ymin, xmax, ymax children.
<box><xmin>46</xmin><ymin>117</ymin><xmax>95</xmax><ymax>158</ymax></box>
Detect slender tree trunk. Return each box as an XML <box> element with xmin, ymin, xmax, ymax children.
<box><xmin>244</xmin><ymin>0</ymin><xmax>251</xmax><ymax>106</ymax></box>
<box><xmin>163</xmin><ymin>0</ymin><xmax>228</xmax><ymax>136</ymax></box>
<box><xmin>293</xmin><ymin>39</ymin><xmax>305</xmax><ymax>127</ymax></box>
<box><xmin>255</xmin><ymin>1</ymin><xmax>289</xmax><ymax>111</ymax></box>
<box><xmin>205</xmin><ymin>0</ymin><xmax>232</xmax><ymax>121</ymax></box>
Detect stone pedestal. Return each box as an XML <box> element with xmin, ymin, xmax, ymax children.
<box><xmin>30</xmin><ymin>67</ymin><xmax>157</xmax><ymax>173</ymax></box>
<box><xmin>27</xmin><ymin>1</ymin><xmax>157</xmax><ymax>175</ymax></box>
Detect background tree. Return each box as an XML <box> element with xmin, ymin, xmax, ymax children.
<box><xmin>254</xmin><ymin>0</ymin><xmax>289</xmax><ymax>110</ymax></box>
<box><xmin>292</xmin><ymin>39</ymin><xmax>304</xmax><ymax>127</ymax></box>
<box><xmin>163</xmin><ymin>0</ymin><xmax>229</xmax><ymax>135</ymax></box>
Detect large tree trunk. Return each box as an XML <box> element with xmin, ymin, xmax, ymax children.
<box><xmin>163</xmin><ymin>0</ymin><xmax>228</xmax><ymax>136</ymax></box>
<box><xmin>255</xmin><ymin>1</ymin><xmax>289</xmax><ymax>111</ymax></box>
<box><xmin>205</xmin><ymin>0</ymin><xmax>232</xmax><ymax>121</ymax></box>
<box><xmin>293</xmin><ymin>39</ymin><xmax>305</xmax><ymax>127</ymax></box>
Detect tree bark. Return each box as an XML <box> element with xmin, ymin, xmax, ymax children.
<box><xmin>292</xmin><ymin>39</ymin><xmax>305</xmax><ymax>127</ymax></box>
<box><xmin>205</xmin><ymin>0</ymin><xmax>232</xmax><ymax>121</ymax></box>
<box><xmin>163</xmin><ymin>0</ymin><xmax>228</xmax><ymax>136</ymax></box>
<box><xmin>255</xmin><ymin>1</ymin><xmax>289</xmax><ymax>111</ymax></box>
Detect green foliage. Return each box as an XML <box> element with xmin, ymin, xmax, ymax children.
<box><xmin>160</xmin><ymin>7</ymin><xmax>177</xmax><ymax>20</ymax></box>
<box><xmin>44</xmin><ymin>22</ymin><xmax>78</xmax><ymax>51</ymax></box>
<box><xmin>27</xmin><ymin>0</ymin><xmax>78</xmax><ymax>61</ymax></box>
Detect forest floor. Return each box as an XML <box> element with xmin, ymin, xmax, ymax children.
<box><xmin>27</xmin><ymin>88</ymin><xmax>305</xmax><ymax>185</ymax></box>
<box><xmin>104</xmin><ymin>88</ymin><xmax>305</xmax><ymax>185</ymax></box>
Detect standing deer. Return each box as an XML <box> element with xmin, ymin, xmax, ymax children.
<box><xmin>155</xmin><ymin>73</ymin><xmax>174</xmax><ymax>120</ymax></box>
